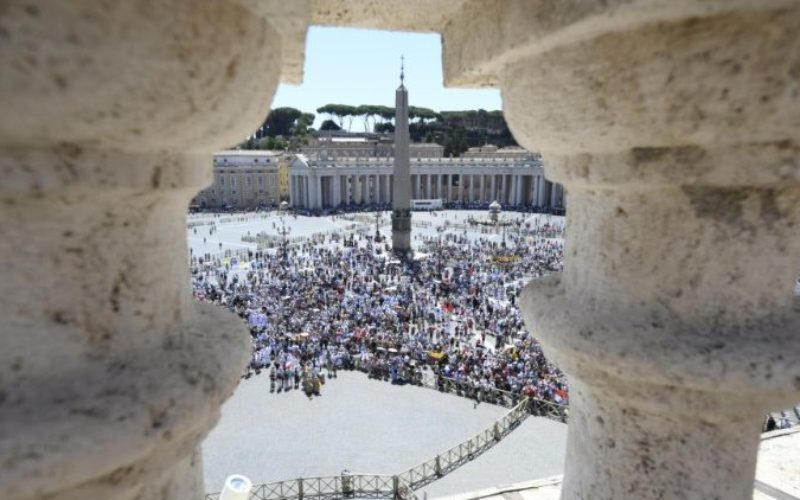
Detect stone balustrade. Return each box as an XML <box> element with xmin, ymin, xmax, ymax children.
<box><xmin>1</xmin><ymin>1</ymin><xmax>798</xmax><ymax>499</ymax></box>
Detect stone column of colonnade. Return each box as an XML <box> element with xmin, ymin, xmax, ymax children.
<box><xmin>313</xmin><ymin>175</ymin><xmax>322</xmax><ymax>209</ymax></box>
<box><xmin>296</xmin><ymin>176</ymin><xmax>303</xmax><ymax>207</ymax></box>
<box><xmin>332</xmin><ymin>175</ymin><xmax>341</xmax><ymax>207</ymax></box>
<box><xmin>361</xmin><ymin>175</ymin><xmax>368</xmax><ymax>203</ymax></box>
<box><xmin>537</xmin><ymin>176</ymin><xmax>548</xmax><ymax>208</ymax></box>
<box><xmin>459</xmin><ymin>3</ymin><xmax>800</xmax><ymax>499</ymax></box>
<box><xmin>384</xmin><ymin>174</ymin><xmax>391</xmax><ymax>203</ymax></box>
<box><xmin>0</xmin><ymin>0</ymin><xmax>300</xmax><ymax>498</ymax></box>
<box><xmin>296</xmin><ymin>176</ymin><xmax>305</xmax><ymax>207</ymax></box>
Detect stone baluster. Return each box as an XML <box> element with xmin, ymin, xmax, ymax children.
<box><xmin>0</xmin><ymin>1</ymin><xmax>300</xmax><ymax>498</ymax></box>
<box><xmin>463</xmin><ymin>3</ymin><xmax>800</xmax><ymax>499</ymax></box>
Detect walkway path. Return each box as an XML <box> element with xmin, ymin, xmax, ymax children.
<box><xmin>202</xmin><ymin>372</ymin><xmax>567</xmax><ymax>497</ymax></box>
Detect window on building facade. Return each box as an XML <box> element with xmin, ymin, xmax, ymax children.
<box><xmin>220</xmin><ymin>178</ymin><xmax>225</xmax><ymax>186</ymax></box>
<box><xmin>259</xmin><ymin>176</ymin><xmax>264</xmax><ymax>186</ymax></box>
<box><xmin>231</xmin><ymin>176</ymin><xmax>236</xmax><ymax>187</ymax></box>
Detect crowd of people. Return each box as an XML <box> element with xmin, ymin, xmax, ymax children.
<box><xmin>288</xmin><ymin>201</ymin><xmax>564</xmax><ymax>218</ymax></box>
<box><xmin>191</xmin><ymin>211</ymin><xmax>568</xmax><ymax>406</ymax></box>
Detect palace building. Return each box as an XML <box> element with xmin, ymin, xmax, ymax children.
<box><xmin>288</xmin><ymin>151</ymin><xmax>564</xmax><ymax>211</ymax></box>
<box><xmin>192</xmin><ymin>150</ymin><xmax>290</xmax><ymax>209</ymax></box>
<box><xmin>193</xmin><ymin>142</ymin><xmax>565</xmax><ymax>212</ymax></box>
<box><xmin>300</xmin><ymin>132</ymin><xmax>445</xmax><ymax>159</ymax></box>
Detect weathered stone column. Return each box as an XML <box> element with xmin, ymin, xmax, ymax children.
<box><xmin>536</xmin><ymin>174</ymin><xmax>547</xmax><ymax>207</ymax></box>
<box><xmin>314</xmin><ymin>174</ymin><xmax>323</xmax><ymax>209</ymax></box>
<box><xmin>0</xmin><ymin>1</ymin><xmax>299</xmax><ymax>499</ymax></box>
<box><xmin>489</xmin><ymin>4</ymin><xmax>800</xmax><ymax>499</ymax></box>
<box><xmin>333</xmin><ymin>175</ymin><xmax>341</xmax><ymax>208</ymax></box>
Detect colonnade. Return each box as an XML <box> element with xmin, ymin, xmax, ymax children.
<box><xmin>290</xmin><ymin>171</ymin><xmax>560</xmax><ymax>210</ymax></box>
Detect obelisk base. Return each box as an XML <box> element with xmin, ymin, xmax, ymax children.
<box><xmin>391</xmin><ymin>209</ymin><xmax>412</xmax><ymax>257</ymax></box>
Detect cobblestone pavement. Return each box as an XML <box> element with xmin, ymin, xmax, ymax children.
<box><xmin>202</xmin><ymin>371</ymin><xmax>567</xmax><ymax>496</ymax></box>
<box><xmin>187</xmin><ymin>210</ymin><xmax>564</xmax><ymax>255</ymax></box>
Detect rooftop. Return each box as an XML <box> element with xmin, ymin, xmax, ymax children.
<box><xmin>215</xmin><ymin>150</ymin><xmax>285</xmax><ymax>156</ymax></box>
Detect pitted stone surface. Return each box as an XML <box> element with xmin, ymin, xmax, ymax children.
<box><xmin>499</xmin><ymin>2</ymin><xmax>800</xmax><ymax>498</ymax></box>
<box><xmin>0</xmin><ymin>1</ymin><xmax>280</xmax><ymax>498</ymax></box>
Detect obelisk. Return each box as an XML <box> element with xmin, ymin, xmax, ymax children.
<box><xmin>392</xmin><ymin>56</ymin><xmax>412</xmax><ymax>255</ymax></box>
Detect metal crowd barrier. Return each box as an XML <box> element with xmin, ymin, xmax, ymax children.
<box><xmin>423</xmin><ymin>376</ymin><xmax>568</xmax><ymax>423</ymax></box>
<box><xmin>205</xmin><ymin>474</ymin><xmax>416</xmax><ymax>500</ymax></box>
<box><xmin>396</xmin><ymin>398</ymin><xmax>530</xmax><ymax>490</ymax></box>
<box><xmin>205</xmin><ymin>399</ymin><xmax>534</xmax><ymax>500</ymax></box>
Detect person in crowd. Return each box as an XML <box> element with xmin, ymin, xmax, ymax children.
<box><xmin>190</xmin><ymin>211</ymin><xmax>568</xmax><ymax>406</ymax></box>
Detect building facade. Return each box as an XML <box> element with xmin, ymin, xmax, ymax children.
<box><xmin>193</xmin><ymin>150</ymin><xmax>286</xmax><ymax>208</ymax></box>
<box><xmin>277</xmin><ymin>155</ymin><xmax>290</xmax><ymax>201</ymax></box>
<box><xmin>463</xmin><ymin>145</ymin><xmax>532</xmax><ymax>160</ymax></box>
<box><xmin>289</xmin><ymin>153</ymin><xmax>564</xmax><ymax>211</ymax></box>
<box><xmin>301</xmin><ymin>132</ymin><xmax>445</xmax><ymax>158</ymax></box>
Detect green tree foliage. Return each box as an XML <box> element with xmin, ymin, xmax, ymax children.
<box><xmin>236</xmin><ymin>103</ymin><xmax>517</xmax><ymax>157</ymax></box>
<box><xmin>376</xmin><ymin>105</ymin><xmax>395</xmax><ymax>122</ymax></box>
<box><xmin>258</xmin><ymin>107</ymin><xmax>299</xmax><ymax>138</ymax></box>
<box><xmin>256</xmin><ymin>136</ymin><xmax>288</xmax><ymax>150</ymax></box>
<box><xmin>374</xmin><ymin>122</ymin><xmax>395</xmax><ymax>133</ymax></box>
<box><xmin>415</xmin><ymin>108</ymin><xmax>516</xmax><ymax>156</ymax></box>
<box><xmin>316</xmin><ymin>104</ymin><xmax>358</xmax><ymax>130</ymax></box>
<box><xmin>250</xmin><ymin>107</ymin><xmax>316</xmax><ymax>140</ymax></box>
<box><xmin>409</xmin><ymin>106</ymin><xmax>437</xmax><ymax>123</ymax></box>
<box><xmin>319</xmin><ymin>119</ymin><xmax>341</xmax><ymax>131</ymax></box>
<box><xmin>294</xmin><ymin>113</ymin><xmax>315</xmax><ymax>134</ymax></box>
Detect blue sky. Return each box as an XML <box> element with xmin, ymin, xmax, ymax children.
<box><xmin>272</xmin><ymin>27</ymin><xmax>502</xmax><ymax>128</ymax></box>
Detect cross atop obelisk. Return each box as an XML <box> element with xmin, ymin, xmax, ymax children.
<box><xmin>391</xmin><ymin>55</ymin><xmax>412</xmax><ymax>256</ymax></box>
